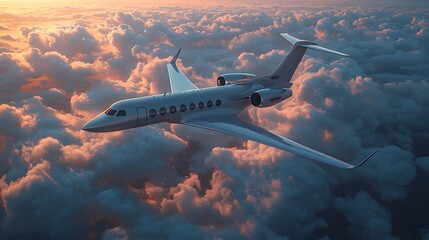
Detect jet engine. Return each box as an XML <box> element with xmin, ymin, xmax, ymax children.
<box><xmin>217</xmin><ymin>73</ymin><xmax>256</xmax><ymax>86</ymax></box>
<box><xmin>251</xmin><ymin>88</ymin><xmax>292</xmax><ymax>108</ymax></box>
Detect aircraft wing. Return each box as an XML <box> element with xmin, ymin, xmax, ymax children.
<box><xmin>167</xmin><ymin>49</ymin><xmax>199</xmax><ymax>93</ymax></box>
<box><xmin>183</xmin><ymin>116</ymin><xmax>378</xmax><ymax>169</ymax></box>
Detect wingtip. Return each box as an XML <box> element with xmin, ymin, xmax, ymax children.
<box><xmin>348</xmin><ymin>148</ymin><xmax>381</xmax><ymax>169</ymax></box>
<box><xmin>171</xmin><ymin>48</ymin><xmax>182</xmax><ymax>64</ymax></box>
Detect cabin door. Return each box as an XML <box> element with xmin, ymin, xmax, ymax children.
<box><xmin>137</xmin><ymin>107</ymin><xmax>147</xmax><ymax>127</ymax></box>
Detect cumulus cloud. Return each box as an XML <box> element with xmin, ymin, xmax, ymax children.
<box><xmin>0</xmin><ymin>53</ymin><xmax>28</xmax><ymax>99</ymax></box>
<box><xmin>0</xmin><ymin>35</ymin><xmax>16</xmax><ymax>41</ymax></box>
<box><xmin>416</xmin><ymin>156</ymin><xmax>429</xmax><ymax>174</ymax></box>
<box><xmin>0</xmin><ymin>25</ymin><xmax>10</xmax><ymax>31</ymax></box>
<box><xmin>334</xmin><ymin>191</ymin><xmax>397</xmax><ymax>239</ymax></box>
<box><xmin>25</xmin><ymin>26</ymin><xmax>100</xmax><ymax>59</ymax></box>
<box><xmin>39</xmin><ymin>88</ymin><xmax>71</xmax><ymax>112</ymax></box>
<box><xmin>1</xmin><ymin>161</ymin><xmax>93</xmax><ymax>240</ymax></box>
<box><xmin>0</xmin><ymin>4</ymin><xmax>428</xmax><ymax>240</ymax></box>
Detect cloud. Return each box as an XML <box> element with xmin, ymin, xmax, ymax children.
<box><xmin>0</xmin><ymin>34</ymin><xmax>16</xmax><ymax>41</ymax></box>
<box><xmin>334</xmin><ymin>191</ymin><xmax>397</xmax><ymax>239</ymax></box>
<box><xmin>102</xmin><ymin>227</ymin><xmax>128</xmax><ymax>240</ymax></box>
<box><xmin>0</xmin><ymin>4</ymin><xmax>428</xmax><ymax>240</ymax></box>
<box><xmin>25</xmin><ymin>26</ymin><xmax>100</xmax><ymax>59</ymax></box>
<box><xmin>1</xmin><ymin>161</ymin><xmax>94</xmax><ymax>240</ymax></box>
<box><xmin>416</xmin><ymin>156</ymin><xmax>429</xmax><ymax>174</ymax></box>
<box><xmin>39</xmin><ymin>88</ymin><xmax>71</xmax><ymax>112</ymax></box>
<box><xmin>20</xmin><ymin>48</ymin><xmax>97</xmax><ymax>93</ymax></box>
<box><xmin>358</xmin><ymin>146</ymin><xmax>416</xmax><ymax>201</ymax></box>
<box><xmin>0</xmin><ymin>25</ymin><xmax>10</xmax><ymax>30</ymax></box>
<box><xmin>0</xmin><ymin>53</ymin><xmax>28</xmax><ymax>99</ymax></box>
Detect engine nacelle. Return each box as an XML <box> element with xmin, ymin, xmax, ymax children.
<box><xmin>217</xmin><ymin>73</ymin><xmax>256</xmax><ymax>86</ymax></box>
<box><xmin>251</xmin><ymin>88</ymin><xmax>292</xmax><ymax>108</ymax></box>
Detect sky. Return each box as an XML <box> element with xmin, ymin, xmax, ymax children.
<box><xmin>0</xmin><ymin>0</ymin><xmax>429</xmax><ymax>239</ymax></box>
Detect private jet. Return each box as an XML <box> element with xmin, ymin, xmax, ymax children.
<box><xmin>82</xmin><ymin>33</ymin><xmax>379</xmax><ymax>169</ymax></box>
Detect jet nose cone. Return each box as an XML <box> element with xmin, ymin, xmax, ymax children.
<box><xmin>82</xmin><ymin>113</ymin><xmax>118</xmax><ymax>132</ymax></box>
<box><xmin>82</xmin><ymin>120</ymin><xmax>97</xmax><ymax>132</ymax></box>
<box><xmin>82</xmin><ymin>114</ymin><xmax>105</xmax><ymax>132</ymax></box>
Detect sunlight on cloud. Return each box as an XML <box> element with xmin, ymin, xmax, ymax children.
<box><xmin>0</xmin><ymin>2</ymin><xmax>428</xmax><ymax>239</ymax></box>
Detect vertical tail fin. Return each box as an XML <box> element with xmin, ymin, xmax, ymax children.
<box><xmin>272</xmin><ymin>33</ymin><xmax>349</xmax><ymax>83</ymax></box>
<box><xmin>167</xmin><ymin>49</ymin><xmax>198</xmax><ymax>92</ymax></box>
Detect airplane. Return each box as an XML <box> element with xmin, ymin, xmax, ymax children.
<box><xmin>82</xmin><ymin>33</ymin><xmax>379</xmax><ymax>169</ymax></box>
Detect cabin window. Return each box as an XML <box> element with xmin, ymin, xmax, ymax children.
<box><xmin>170</xmin><ymin>106</ymin><xmax>177</xmax><ymax>114</ymax></box>
<box><xmin>116</xmin><ymin>110</ymin><xmax>126</xmax><ymax>116</ymax></box>
<box><xmin>180</xmin><ymin>104</ymin><xmax>187</xmax><ymax>112</ymax></box>
<box><xmin>149</xmin><ymin>109</ymin><xmax>156</xmax><ymax>117</ymax></box>
<box><xmin>160</xmin><ymin>107</ymin><xmax>166</xmax><ymax>115</ymax></box>
<box><xmin>207</xmin><ymin>100</ymin><xmax>213</xmax><ymax>108</ymax></box>
<box><xmin>198</xmin><ymin>102</ymin><xmax>204</xmax><ymax>109</ymax></box>
<box><xmin>216</xmin><ymin>99</ymin><xmax>222</xmax><ymax>106</ymax></box>
<box><xmin>190</xmin><ymin>103</ymin><xmax>196</xmax><ymax>110</ymax></box>
<box><xmin>106</xmin><ymin>108</ymin><xmax>117</xmax><ymax>116</ymax></box>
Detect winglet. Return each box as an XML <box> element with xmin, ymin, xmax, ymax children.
<box><xmin>171</xmin><ymin>48</ymin><xmax>182</xmax><ymax>65</ymax></box>
<box><xmin>348</xmin><ymin>148</ymin><xmax>381</xmax><ymax>169</ymax></box>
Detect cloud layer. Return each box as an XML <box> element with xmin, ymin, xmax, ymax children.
<box><xmin>0</xmin><ymin>4</ymin><xmax>428</xmax><ymax>240</ymax></box>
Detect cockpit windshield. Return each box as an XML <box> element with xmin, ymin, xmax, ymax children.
<box><xmin>105</xmin><ymin>108</ymin><xmax>117</xmax><ymax>116</ymax></box>
<box><xmin>117</xmin><ymin>110</ymin><xmax>126</xmax><ymax>116</ymax></box>
<box><xmin>104</xmin><ymin>108</ymin><xmax>126</xmax><ymax>116</ymax></box>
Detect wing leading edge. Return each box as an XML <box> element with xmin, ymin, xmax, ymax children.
<box><xmin>167</xmin><ymin>49</ymin><xmax>198</xmax><ymax>93</ymax></box>
<box><xmin>184</xmin><ymin>116</ymin><xmax>379</xmax><ymax>169</ymax></box>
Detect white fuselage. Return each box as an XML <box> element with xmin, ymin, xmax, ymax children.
<box><xmin>82</xmin><ymin>83</ymin><xmax>265</xmax><ymax>132</ymax></box>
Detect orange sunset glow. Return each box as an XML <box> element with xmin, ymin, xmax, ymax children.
<box><xmin>0</xmin><ymin>0</ymin><xmax>428</xmax><ymax>239</ymax></box>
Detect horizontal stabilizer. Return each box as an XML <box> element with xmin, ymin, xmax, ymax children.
<box><xmin>271</xmin><ymin>33</ymin><xmax>350</xmax><ymax>83</ymax></box>
<box><xmin>280</xmin><ymin>33</ymin><xmax>350</xmax><ymax>57</ymax></box>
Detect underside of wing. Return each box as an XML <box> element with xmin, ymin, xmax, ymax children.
<box><xmin>167</xmin><ymin>49</ymin><xmax>198</xmax><ymax>93</ymax></box>
<box><xmin>183</xmin><ymin>116</ymin><xmax>378</xmax><ymax>169</ymax></box>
